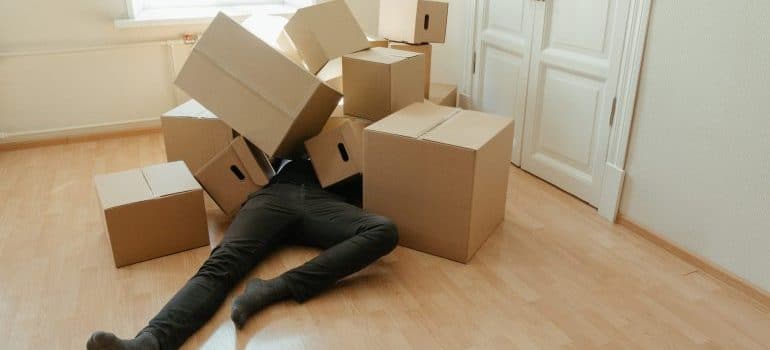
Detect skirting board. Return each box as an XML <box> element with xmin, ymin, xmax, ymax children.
<box><xmin>618</xmin><ymin>215</ymin><xmax>770</xmax><ymax>309</ymax></box>
<box><xmin>0</xmin><ymin>118</ymin><xmax>161</xmax><ymax>151</ymax></box>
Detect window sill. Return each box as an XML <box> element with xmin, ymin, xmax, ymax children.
<box><xmin>114</xmin><ymin>4</ymin><xmax>299</xmax><ymax>29</ymax></box>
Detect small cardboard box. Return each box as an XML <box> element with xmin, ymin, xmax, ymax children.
<box><xmin>363</xmin><ymin>102</ymin><xmax>514</xmax><ymax>263</ymax></box>
<box><xmin>428</xmin><ymin>83</ymin><xmax>457</xmax><ymax>107</ymax></box>
<box><xmin>389</xmin><ymin>42</ymin><xmax>432</xmax><ymax>97</ymax></box>
<box><xmin>176</xmin><ymin>13</ymin><xmax>342</xmax><ymax>158</ymax></box>
<box><xmin>284</xmin><ymin>0</ymin><xmax>371</xmax><ymax>74</ymax></box>
<box><xmin>195</xmin><ymin>137</ymin><xmax>275</xmax><ymax>216</ymax></box>
<box><xmin>161</xmin><ymin>100</ymin><xmax>236</xmax><ymax>173</ymax></box>
<box><xmin>307</xmin><ymin>116</ymin><xmax>371</xmax><ymax>188</ymax></box>
<box><xmin>379</xmin><ymin>0</ymin><xmax>448</xmax><ymax>44</ymax></box>
<box><xmin>342</xmin><ymin>48</ymin><xmax>425</xmax><ymax>121</ymax></box>
<box><xmin>94</xmin><ymin>161</ymin><xmax>209</xmax><ymax>268</ymax></box>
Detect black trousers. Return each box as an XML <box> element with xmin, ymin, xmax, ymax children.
<box><xmin>140</xmin><ymin>183</ymin><xmax>399</xmax><ymax>350</ymax></box>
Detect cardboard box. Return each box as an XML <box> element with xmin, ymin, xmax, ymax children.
<box><xmin>368</xmin><ymin>36</ymin><xmax>389</xmax><ymax>48</ymax></box>
<box><xmin>195</xmin><ymin>137</ymin><xmax>275</xmax><ymax>216</ymax></box>
<box><xmin>428</xmin><ymin>83</ymin><xmax>457</xmax><ymax>107</ymax></box>
<box><xmin>284</xmin><ymin>0</ymin><xmax>371</xmax><ymax>74</ymax></box>
<box><xmin>317</xmin><ymin>57</ymin><xmax>343</xmax><ymax>94</ymax></box>
<box><xmin>176</xmin><ymin>13</ymin><xmax>342</xmax><ymax>158</ymax></box>
<box><xmin>379</xmin><ymin>0</ymin><xmax>448</xmax><ymax>44</ymax></box>
<box><xmin>363</xmin><ymin>102</ymin><xmax>514</xmax><ymax>263</ymax></box>
<box><xmin>342</xmin><ymin>47</ymin><xmax>425</xmax><ymax>121</ymax></box>
<box><xmin>161</xmin><ymin>100</ymin><xmax>236</xmax><ymax>173</ymax></box>
<box><xmin>389</xmin><ymin>42</ymin><xmax>432</xmax><ymax>97</ymax></box>
<box><xmin>94</xmin><ymin>161</ymin><xmax>209</xmax><ymax>268</ymax></box>
<box><xmin>306</xmin><ymin>116</ymin><xmax>371</xmax><ymax>188</ymax></box>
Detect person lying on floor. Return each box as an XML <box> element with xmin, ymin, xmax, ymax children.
<box><xmin>87</xmin><ymin>158</ymin><xmax>399</xmax><ymax>350</ymax></box>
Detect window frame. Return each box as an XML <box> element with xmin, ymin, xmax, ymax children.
<box><xmin>118</xmin><ymin>0</ymin><xmax>315</xmax><ymax>28</ymax></box>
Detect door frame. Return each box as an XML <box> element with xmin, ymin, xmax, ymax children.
<box><xmin>464</xmin><ymin>0</ymin><xmax>653</xmax><ymax>222</ymax></box>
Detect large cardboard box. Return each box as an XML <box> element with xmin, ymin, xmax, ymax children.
<box><xmin>306</xmin><ymin>116</ymin><xmax>371</xmax><ymax>188</ymax></box>
<box><xmin>379</xmin><ymin>0</ymin><xmax>448</xmax><ymax>44</ymax></box>
<box><xmin>94</xmin><ymin>162</ymin><xmax>209</xmax><ymax>268</ymax></box>
<box><xmin>195</xmin><ymin>137</ymin><xmax>275</xmax><ymax>216</ymax></box>
<box><xmin>363</xmin><ymin>102</ymin><xmax>514</xmax><ymax>263</ymax></box>
<box><xmin>342</xmin><ymin>48</ymin><xmax>425</xmax><ymax>121</ymax></box>
<box><xmin>161</xmin><ymin>100</ymin><xmax>235</xmax><ymax>173</ymax></box>
<box><xmin>176</xmin><ymin>13</ymin><xmax>342</xmax><ymax>158</ymax></box>
<box><xmin>389</xmin><ymin>42</ymin><xmax>432</xmax><ymax>97</ymax></box>
<box><xmin>428</xmin><ymin>83</ymin><xmax>457</xmax><ymax>107</ymax></box>
<box><xmin>284</xmin><ymin>0</ymin><xmax>370</xmax><ymax>74</ymax></box>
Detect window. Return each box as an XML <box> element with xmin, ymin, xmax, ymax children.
<box><xmin>143</xmin><ymin>0</ymin><xmax>282</xmax><ymax>11</ymax></box>
<box><xmin>117</xmin><ymin>0</ymin><xmax>314</xmax><ymax>28</ymax></box>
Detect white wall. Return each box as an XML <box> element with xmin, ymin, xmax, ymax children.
<box><xmin>0</xmin><ymin>0</ymin><xmax>470</xmax><ymax>138</ymax></box>
<box><xmin>0</xmin><ymin>0</ymin><xmax>206</xmax><ymax>137</ymax></box>
<box><xmin>621</xmin><ymin>0</ymin><xmax>770</xmax><ymax>292</ymax></box>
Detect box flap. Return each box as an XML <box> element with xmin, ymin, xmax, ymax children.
<box><xmin>95</xmin><ymin>169</ymin><xmax>153</xmax><ymax>209</ymax></box>
<box><xmin>346</xmin><ymin>47</ymin><xmax>421</xmax><ymax>65</ymax></box>
<box><xmin>366</xmin><ymin>102</ymin><xmax>459</xmax><ymax>138</ymax></box>
<box><xmin>423</xmin><ymin>110</ymin><xmax>514</xmax><ymax>150</ymax></box>
<box><xmin>192</xmin><ymin>13</ymin><xmax>320</xmax><ymax>119</ymax></box>
<box><xmin>285</xmin><ymin>0</ymin><xmax>370</xmax><ymax>74</ymax></box>
<box><xmin>162</xmin><ymin>99</ymin><xmax>217</xmax><ymax>119</ymax></box>
<box><xmin>142</xmin><ymin>161</ymin><xmax>201</xmax><ymax>197</ymax></box>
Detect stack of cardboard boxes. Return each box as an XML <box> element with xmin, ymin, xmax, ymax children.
<box><xmin>94</xmin><ymin>0</ymin><xmax>513</xmax><ymax>267</ymax></box>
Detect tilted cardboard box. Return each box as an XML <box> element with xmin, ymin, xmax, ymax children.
<box><xmin>94</xmin><ymin>161</ymin><xmax>209</xmax><ymax>268</ymax></box>
<box><xmin>284</xmin><ymin>0</ymin><xmax>371</xmax><ymax>74</ymax></box>
<box><xmin>176</xmin><ymin>13</ymin><xmax>342</xmax><ymax>158</ymax></box>
<box><xmin>195</xmin><ymin>137</ymin><xmax>275</xmax><ymax>216</ymax></box>
<box><xmin>389</xmin><ymin>42</ymin><xmax>432</xmax><ymax>97</ymax></box>
<box><xmin>343</xmin><ymin>48</ymin><xmax>425</xmax><ymax>121</ymax></box>
<box><xmin>363</xmin><ymin>102</ymin><xmax>514</xmax><ymax>263</ymax></box>
<box><xmin>242</xmin><ymin>14</ymin><xmax>344</xmax><ymax>93</ymax></box>
<box><xmin>161</xmin><ymin>100</ymin><xmax>236</xmax><ymax>174</ymax></box>
<box><xmin>379</xmin><ymin>0</ymin><xmax>448</xmax><ymax>44</ymax></box>
<box><xmin>307</xmin><ymin>116</ymin><xmax>371</xmax><ymax>188</ymax></box>
<box><xmin>428</xmin><ymin>83</ymin><xmax>457</xmax><ymax>107</ymax></box>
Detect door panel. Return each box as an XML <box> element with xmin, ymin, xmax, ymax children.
<box><xmin>521</xmin><ymin>0</ymin><xmax>630</xmax><ymax>206</ymax></box>
<box><xmin>473</xmin><ymin>0</ymin><xmax>535</xmax><ymax>166</ymax></box>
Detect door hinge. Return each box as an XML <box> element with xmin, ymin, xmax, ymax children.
<box><xmin>609</xmin><ymin>97</ymin><xmax>618</xmax><ymax>126</ymax></box>
<box><xmin>472</xmin><ymin>52</ymin><xmax>477</xmax><ymax>75</ymax></box>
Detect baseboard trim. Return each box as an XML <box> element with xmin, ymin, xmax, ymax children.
<box><xmin>618</xmin><ymin>215</ymin><xmax>770</xmax><ymax>309</ymax></box>
<box><xmin>0</xmin><ymin>118</ymin><xmax>161</xmax><ymax>151</ymax></box>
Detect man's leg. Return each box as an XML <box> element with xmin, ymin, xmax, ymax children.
<box><xmin>88</xmin><ymin>184</ymin><xmax>300</xmax><ymax>350</ymax></box>
<box><xmin>231</xmin><ymin>188</ymin><xmax>398</xmax><ymax>325</ymax></box>
<box><xmin>282</xmin><ymin>189</ymin><xmax>399</xmax><ymax>301</ymax></box>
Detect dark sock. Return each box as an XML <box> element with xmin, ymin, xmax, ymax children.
<box><xmin>86</xmin><ymin>331</ymin><xmax>159</xmax><ymax>350</ymax></box>
<box><xmin>231</xmin><ymin>277</ymin><xmax>292</xmax><ymax>329</ymax></box>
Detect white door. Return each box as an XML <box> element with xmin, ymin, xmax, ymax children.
<box><xmin>520</xmin><ymin>0</ymin><xmax>630</xmax><ymax>206</ymax></box>
<box><xmin>472</xmin><ymin>0</ymin><xmax>536</xmax><ymax>166</ymax></box>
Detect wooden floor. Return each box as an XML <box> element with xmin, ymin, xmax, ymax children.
<box><xmin>1</xmin><ymin>132</ymin><xmax>769</xmax><ymax>350</ymax></box>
